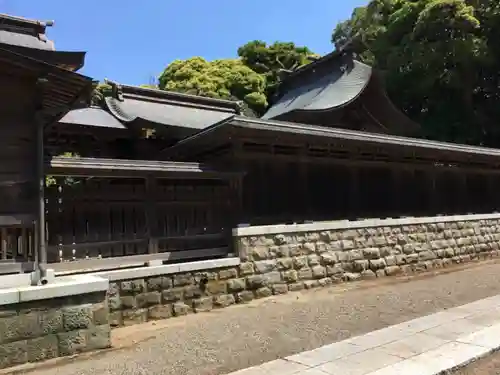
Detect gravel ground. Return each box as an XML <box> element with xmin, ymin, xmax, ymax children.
<box><xmin>454</xmin><ymin>351</ymin><xmax>500</xmax><ymax>374</ymax></box>
<box><xmin>10</xmin><ymin>260</ymin><xmax>500</xmax><ymax>375</ymax></box>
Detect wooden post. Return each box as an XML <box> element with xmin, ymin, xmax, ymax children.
<box><xmin>145</xmin><ymin>175</ymin><xmax>158</xmax><ymax>254</ymax></box>
<box><xmin>349</xmin><ymin>166</ymin><xmax>359</xmax><ymax>220</ymax></box>
<box><xmin>1</xmin><ymin>228</ymin><xmax>6</xmax><ymax>260</ymax></box>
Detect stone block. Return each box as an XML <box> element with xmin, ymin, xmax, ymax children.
<box><xmin>0</xmin><ymin>311</ymin><xmax>37</xmax><ymax>342</ymax></box>
<box><xmin>289</xmin><ymin>244</ymin><xmax>302</xmax><ymax>256</ymax></box>
<box><xmin>57</xmin><ymin>330</ymin><xmax>86</xmax><ymax>356</ymax></box>
<box><xmin>276</xmin><ymin>257</ymin><xmax>293</xmax><ymax>270</ymax></box>
<box><xmin>272</xmin><ymin>284</ymin><xmax>288</xmax><ymax>295</ymax></box>
<box><xmin>173</xmin><ymin>273</ymin><xmax>194</xmax><ymax>287</ymax></box>
<box><xmin>385</xmin><ymin>266</ymin><xmax>402</xmax><ymax>276</ymax></box>
<box><xmin>255</xmin><ymin>287</ymin><xmax>272</xmax><ymax>298</ymax></box>
<box><xmin>274</xmin><ymin>245</ymin><xmax>290</xmax><ymax>257</ymax></box>
<box><xmin>92</xmin><ymin>303</ymin><xmax>109</xmax><ymax>326</ymax></box>
<box><xmin>293</xmin><ymin>256</ymin><xmax>308</xmax><ymax>269</ymax></box>
<box><xmin>326</xmin><ymin>264</ymin><xmax>344</xmax><ymax>276</ymax></box>
<box><xmin>264</xmin><ymin>271</ymin><xmax>282</xmax><ymax>284</ymax></box>
<box><xmin>340</xmin><ymin>240</ymin><xmax>355</xmax><ymax>250</ymax></box>
<box><xmin>193</xmin><ymin>297</ymin><xmax>213</xmax><ymax>313</ymax></box>
<box><xmin>108</xmin><ymin>295</ymin><xmax>121</xmax><ymax>311</ymax></box>
<box><xmin>136</xmin><ymin>292</ymin><xmax>162</xmax><ymax>307</ymax></box>
<box><xmin>173</xmin><ymin>302</ymin><xmax>191</xmax><ymax>316</ymax></box>
<box><xmin>27</xmin><ymin>335</ymin><xmax>58</xmax><ymax>362</ymax></box>
<box><xmin>353</xmin><ymin>260</ymin><xmax>369</xmax><ymax>272</ymax></box>
<box><xmin>385</xmin><ymin>255</ymin><xmax>397</xmax><ymax>266</ymax></box>
<box><xmin>219</xmin><ymin>268</ymin><xmax>238</xmax><ymax>280</ymax></box>
<box><xmin>250</xmin><ymin>246</ymin><xmax>270</xmax><ymax>260</ymax></box>
<box><xmin>62</xmin><ymin>305</ymin><xmax>92</xmax><ymax>331</ymax></box>
<box><xmin>320</xmin><ymin>252</ymin><xmax>337</xmax><ymax>265</ymax></box>
<box><xmin>406</xmin><ymin>254</ymin><xmax>419</xmax><ymax>263</ymax></box>
<box><xmin>161</xmin><ymin>288</ymin><xmax>184</xmax><ymax>303</ymax></box>
<box><xmin>183</xmin><ymin>286</ymin><xmax>204</xmax><ymax>299</ymax></box>
<box><xmin>254</xmin><ymin>260</ymin><xmax>277</xmax><ymax>273</ymax></box>
<box><xmin>146</xmin><ymin>277</ymin><xmax>172</xmax><ymax>291</ymax></box>
<box><xmin>347</xmin><ymin>249</ymin><xmax>364</xmax><ymax>261</ymax></box>
<box><xmin>419</xmin><ymin>250</ymin><xmax>437</xmax><ymax>261</ymax></box>
<box><xmin>109</xmin><ymin>311</ymin><xmax>123</xmax><ymax>327</ymax></box>
<box><xmin>301</xmin><ymin>242</ymin><xmax>316</xmax><ymax>253</ymax></box>
<box><xmin>39</xmin><ymin>309</ymin><xmax>64</xmax><ymax>336</ymax></box>
<box><xmin>311</xmin><ymin>265</ymin><xmax>326</xmax><ymax>279</ymax></box>
<box><xmin>298</xmin><ymin>268</ymin><xmax>313</xmax><ymax>280</ymax></box>
<box><xmin>122</xmin><ymin>309</ymin><xmax>148</xmax><ymax>325</ymax></box>
<box><xmin>86</xmin><ymin>325</ymin><xmax>111</xmax><ymax>351</ymax></box>
<box><xmin>307</xmin><ymin>254</ymin><xmax>320</xmax><ymax>266</ymax></box>
<box><xmin>362</xmin><ymin>248</ymin><xmax>380</xmax><ymax>259</ymax></box>
<box><xmin>282</xmin><ymin>269</ymin><xmax>298</xmax><ymax>283</ymax></box>
<box><xmin>0</xmin><ymin>341</ymin><xmax>27</xmax><ymax>369</ymax></box>
<box><xmin>304</xmin><ymin>280</ymin><xmax>320</xmax><ymax>289</ymax></box>
<box><xmin>246</xmin><ymin>275</ymin><xmax>267</xmax><ymax>289</ymax></box>
<box><xmin>369</xmin><ymin>258</ymin><xmax>386</xmax><ymax>270</ymax></box>
<box><xmin>288</xmin><ymin>282</ymin><xmax>305</xmax><ymax>292</ymax></box>
<box><xmin>120</xmin><ymin>279</ymin><xmax>146</xmax><ymax>294</ymax></box>
<box><xmin>236</xmin><ymin>291</ymin><xmax>254</xmax><ymax>303</ymax></box>
<box><xmin>120</xmin><ymin>296</ymin><xmax>136</xmax><ymax>309</ymax></box>
<box><xmin>213</xmin><ymin>294</ymin><xmax>236</xmax><ymax>308</ymax></box>
<box><xmin>227</xmin><ymin>278</ymin><xmax>246</xmax><ymax>293</ymax></box>
<box><xmin>148</xmin><ymin>304</ymin><xmax>173</xmax><ymax>320</ymax></box>
<box><xmin>316</xmin><ymin>242</ymin><xmax>328</xmax><ymax>253</ymax></box>
<box><xmin>205</xmin><ymin>280</ymin><xmax>227</xmax><ymax>295</ymax></box>
<box><xmin>239</xmin><ymin>262</ymin><xmax>255</xmax><ymax>275</ymax></box>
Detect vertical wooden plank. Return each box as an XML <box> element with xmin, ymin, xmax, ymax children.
<box><xmin>145</xmin><ymin>176</ymin><xmax>158</xmax><ymax>254</ymax></box>
<box><xmin>1</xmin><ymin>228</ymin><xmax>7</xmax><ymax>260</ymax></box>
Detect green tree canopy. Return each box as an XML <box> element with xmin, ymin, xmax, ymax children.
<box><xmin>237</xmin><ymin>41</ymin><xmax>318</xmax><ymax>98</ymax></box>
<box><xmin>332</xmin><ymin>0</ymin><xmax>500</xmax><ymax>146</ymax></box>
<box><xmin>158</xmin><ymin>57</ymin><xmax>267</xmax><ymax>116</ymax></box>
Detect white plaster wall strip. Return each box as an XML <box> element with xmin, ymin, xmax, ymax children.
<box><xmin>232</xmin><ymin>212</ymin><xmax>500</xmax><ymax>237</ymax></box>
<box><xmin>93</xmin><ymin>257</ymin><xmax>241</xmax><ymax>282</ymax></box>
<box><xmin>0</xmin><ymin>274</ymin><xmax>109</xmax><ymax>306</ymax></box>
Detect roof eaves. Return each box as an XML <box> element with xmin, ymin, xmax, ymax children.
<box><xmin>105</xmin><ymin>80</ymin><xmax>242</xmax><ymax>114</ymax></box>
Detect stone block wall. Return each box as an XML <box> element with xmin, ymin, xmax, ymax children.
<box><xmin>236</xmin><ymin>216</ymin><xmax>500</xmax><ymax>286</ymax></box>
<box><xmin>108</xmin><ymin>266</ymin><xmax>252</xmax><ymax>327</ymax></box>
<box><xmin>0</xmin><ymin>291</ymin><xmax>110</xmax><ymax>369</ymax></box>
<box><xmin>105</xmin><ymin>214</ymin><xmax>500</xmax><ymax>327</ymax></box>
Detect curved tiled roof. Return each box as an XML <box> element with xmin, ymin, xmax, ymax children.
<box><xmin>59</xmin><ymin>107</ymin><xmax>126</xmax><ymax>129</ymax></box>
<box><xmin>262</xmin><ymin>50</ymin><xmax>420</xmax><ymax>135</ymax></box>
<box><xmin>262</xmin><ymin>60</ymin><xmax>372</xmax><ymax>119</ymax></box>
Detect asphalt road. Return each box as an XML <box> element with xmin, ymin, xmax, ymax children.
<box><xmin>10</xmin><ymin>260</ymin><xmax>500</xmax><ymax>375</ymax></box>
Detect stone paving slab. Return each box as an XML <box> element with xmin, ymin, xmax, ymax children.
<box><xmin>225</xmin><ymin>295</ymin><xmax>500</xmax><ymax>375</ymax></box>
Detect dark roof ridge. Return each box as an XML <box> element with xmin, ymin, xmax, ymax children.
<box><xmin>105</xmin><ymin>80</ymin><xmax>243</xmax><ymax>114</ymax></box>
<box><xmin>0</xmin><ymin>13</ymin><xmax>53</xmax><ymax>33</ymax></box>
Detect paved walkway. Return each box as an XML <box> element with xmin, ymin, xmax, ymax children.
<box><xmin>7</xmin><ymin>260</ymin><xmax>500</xmax><ymax>375</ymax></box>
<box><xmin>227</xmin><ymin>295</ymin><xmax>500</xmax><ymax>375</ymax></box>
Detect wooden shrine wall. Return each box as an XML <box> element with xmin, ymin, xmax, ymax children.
<box><xmin>44</xmin><ymin>176</ymin><xmax>233</xmax><ymax>264</ymax></box>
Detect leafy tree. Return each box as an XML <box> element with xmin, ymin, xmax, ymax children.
<box><xmin>158</xmin><ymin>57</ymin><xmax>267</xmax><ymax>116</ymax></box>
<box><xmin>237</xmin><ymin>41</ymin><xmax>318</xmax><ymax>98</ymax></box>
<box><xmin>332</xmin><ymin>0</ymin><xmax>500</xmax><ymax>146</ymax></box>
<box><xmin>90</xmin><ymin>82</ymin><xmax>112</xmax><ymax>107</ymax></box>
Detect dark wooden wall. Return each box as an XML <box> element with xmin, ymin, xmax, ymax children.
<box><xmin>0</xmin><ymin>73</ymin><xmax>37</xmax><ymax>220</ymax></box>
<box><xmin>45</xmin><ymin>176</ymin><xmax>234</xmax><ymax>263</ymax></box>
<box><xmin>233</xmin><ymin>156</ymin><xmax>500</xmax><ymax>226</ymax></box>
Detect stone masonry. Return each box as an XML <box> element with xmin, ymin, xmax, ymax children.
<box><xmin>107</xmin><ymin>216</ymin><xmax>500</xmax><ymax>327</ymax></box>
<box><xmin>0</xmin><ymin>291</ymin><xmax>110</xmax><ymax>369</ymax></box>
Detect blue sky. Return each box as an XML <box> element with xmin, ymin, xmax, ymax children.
<box><xmin>1</xmin><ymin>0</ymin><xmax>369</xmax><ymax>85</ymax></box>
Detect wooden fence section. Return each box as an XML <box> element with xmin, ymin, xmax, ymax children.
<box><xmin>45</xmin><ymin>175</ymin><xmax>234</xmax><ymax>270</ymax></box>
